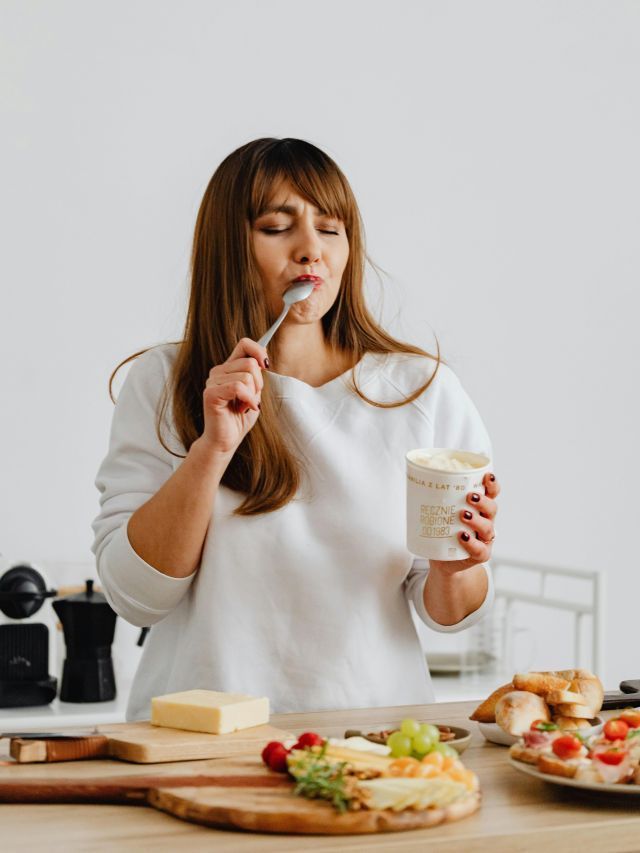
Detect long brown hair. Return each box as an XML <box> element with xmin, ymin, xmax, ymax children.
<box><xmin>109</xmin><ymin>138</ymin><xmax>442</xmax><ymax>515</ymax></box>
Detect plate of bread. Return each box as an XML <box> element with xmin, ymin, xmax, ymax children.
<box><xmin>469</xmin><ymin>669</ymin><xmax>604</xmax><ymax>746</ymax></box>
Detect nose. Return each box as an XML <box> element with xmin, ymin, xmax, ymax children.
<box><xmin>294</xmin><ymin>223</ymin><xmax>321</xmax><ymax>268</ymax></box>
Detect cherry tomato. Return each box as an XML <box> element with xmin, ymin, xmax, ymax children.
<box><xmin>604</xmin><ymin>719</ymin><xmax>629</xmax><ymax>741</ymax></box>
<box><xmin>261</xmin><ymin>741</ymin><xmax>282</xmax><ymax>765</ymax></box>
<box><xmin>593</xmin><ymin>748</ymin><xmax>626</xmax><ymax>766</ymax></box>
<box><xmin>296</xmin><ymin>732</ymin><xmax>324</xmax><ymax>748</ymax></box>
<box><xmin>619</xmin><ymin>710</ymin><xmax>640</xmax><ymax>729</ymax></box>
<box><xmin>552</xmin><ymin>734</ymin><xmax>583</xmax><ymax>760</ymax></box>
<box><xmin>266</xmin><ymin>743</ymin><xmax>290</xmax><ymax>773</ymax></box>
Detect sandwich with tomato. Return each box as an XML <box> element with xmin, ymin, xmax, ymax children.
<box><xmin>510</xmin><ymin>708</ymin><xmax>640</xmax><ymax>785</ymax></box>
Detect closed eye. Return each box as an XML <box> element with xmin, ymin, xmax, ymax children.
<box><xmin>261</xmin><ymin>228</ymin><xmax>340</xmax><ymax>235</ymax></box>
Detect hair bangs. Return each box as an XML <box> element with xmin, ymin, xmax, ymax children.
<box><xmin>249</xmin><ymin>139</ymin><xmax>352</xmax><ymax>227</ymax></box>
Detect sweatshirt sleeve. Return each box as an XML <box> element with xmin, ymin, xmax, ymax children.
<box><xmin>91</xmin><ymin>347</ymin><xmax>197</xmax><ymax>627</ymax></box>
<box><xmin>404</xmin><ymin>362</ymin><xmax>495</xmax><ymax>631</ymax></box>
<box><xmin>405</xmin><ymin>558</ymin><xmax>495</xmax><ymax>632</ymax></box>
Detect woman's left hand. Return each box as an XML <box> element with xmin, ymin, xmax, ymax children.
<box><xmin>429</xmin><ymin>472</ymin><xmax>500</xmax><ymax>575</ymax></box>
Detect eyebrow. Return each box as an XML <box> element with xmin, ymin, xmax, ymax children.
<box><xmin>256</xmin><ymin>203</ymin><xmax>335</xmax><ymax>218</ymax></box>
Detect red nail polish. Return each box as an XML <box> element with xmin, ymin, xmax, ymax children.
<box><xmin>264</xmin><ymin>357</ymin><xmax>270</xmax><ymax>369</ymax></box>
<box><xmin>463</xmin><ymin>510</ymin><xmax>472</xmax><ymax>520</ymax></box>
<box><xmin>461</xmin><ymin>532</ymin><xmax>470</xmax><ymax>542</ymax></box>
<box><xmin>471</xmin><ymin>493</ymin><xmax>480</xmax><ymax>502</ymax></box>
<box><xmin>489</xmin><ymin>474</ymin><xmax>496</xmax><ymax>482</ymax></box>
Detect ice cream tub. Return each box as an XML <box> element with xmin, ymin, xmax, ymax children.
<box><xmin>406</xmin><ymin>448</ymin><xmax>492</xmax><ymax>561</ymax></box>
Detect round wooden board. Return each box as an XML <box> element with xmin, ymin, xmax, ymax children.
<box><xmin>147</xmin><ymin>756</ymin><xmax>481</xmax><ymax>835</ymax></box>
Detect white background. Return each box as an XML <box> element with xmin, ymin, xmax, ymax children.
<box><xmin>1</xmin><ymin>1</ymin><xmax>638</xmax><ymax>692</ymax></box>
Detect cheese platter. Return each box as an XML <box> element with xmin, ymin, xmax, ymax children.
<box><xmin>0</xmin><ymin>725</ymin><xmax>481</xmax><ymax>834</ymax></box>
<box><xmin>0</xmin><ymin>694</ymin><xmax>483</xmax><ymax>836</ymax></box>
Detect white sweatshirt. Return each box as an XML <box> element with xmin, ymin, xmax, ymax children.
<box><xmin>91</xmin><ymin>344</ymin><xmax>494</xmax><ymax>720</ymax></box>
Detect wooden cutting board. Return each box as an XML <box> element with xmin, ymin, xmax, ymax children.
<box><xmin>9</xmin><ymin>721</ymin><xmax>293</xmax><ymax>764</ymax></box>
<box><xmin>0</xmin><ymin>755</ymin><xmax>480</xmax><ymax>835</ymax></box>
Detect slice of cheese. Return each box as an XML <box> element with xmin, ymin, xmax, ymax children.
<box><xmin>150</xmin><ymin>689</ymin><xmax>269</xmax><ymax>734</ymax></box>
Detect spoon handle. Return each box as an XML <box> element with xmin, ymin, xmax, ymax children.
<box><xmin>257</xmin><ymin>304</ymin><xmax>290</xmax><ymax>348</ymax></box>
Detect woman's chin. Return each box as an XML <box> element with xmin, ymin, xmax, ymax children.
<box><xmin>289</xmin><ymin>300</ymin><xmax>332</xmax><ymax>323</ymax></box>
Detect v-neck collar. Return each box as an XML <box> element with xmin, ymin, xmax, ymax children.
<box><xmin>267</xmin><ymin>352</ymin><xmax>386</xmax><ymax>402</ymax></box>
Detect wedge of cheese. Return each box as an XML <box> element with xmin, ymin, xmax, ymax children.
<box><xmin>151</xmin><ymin>689</ymin><xmax>269</xmax><ymax>734</ymax></box>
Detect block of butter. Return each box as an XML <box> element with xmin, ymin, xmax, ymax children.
<box><xmin>150</xmin><ymin>689</ymin><xmax>270</xmax><ymax>735</ymax></box>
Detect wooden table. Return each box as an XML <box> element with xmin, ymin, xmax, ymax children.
<box><xmin>2</xmin><ymin>700</ymin><xmax>639</xmax><ymax>852</ymax></box>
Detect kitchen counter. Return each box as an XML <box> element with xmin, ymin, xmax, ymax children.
<box><xmin>2</xmin><ymin>700</ymin><xmax>639</xmax><ymax>852</ymax></box>
<box><xmin>0</xmin><ymin>689</ymin><xmax>130</xmax><ymax>730</ymax></box>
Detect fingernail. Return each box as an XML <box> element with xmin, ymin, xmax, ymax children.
<box><xmin>489</xmin><ymin>474</ymin><xmax>496</xmax><ymax>482</ymax></box>
<box><xmin>463</xmin><ymin>510</ymin><xmax>473</xmax><ymax>520</ymax></box>
<box><xmin>471</xmin><ymin>493</ymin><xmax>480</xmax><ymax>502</ymax></box>
<box><xmin>461</xmin><ymin>532</ymin><xmax>470</xmax><ymax>542</ymax></box>
<box><xmin>264</xmin><ymin>357</ymin><xmax>270</xmax><ymax>369</ymax></box>
<box><xmin>257</xmin><ymin>402</ymin><xmax>261</xmax><ymax>410</ymax></box>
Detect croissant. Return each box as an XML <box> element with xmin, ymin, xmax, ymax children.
<box><xmin>469</xmin><ymin>683</ymin><xmax>514</xmax><ymax>723</ymax></box>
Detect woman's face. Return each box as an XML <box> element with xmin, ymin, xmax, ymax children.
<box><xmin>251</xmin><ymin>181</ymin><xmax>350</xmax><ymax>326</ymax></box>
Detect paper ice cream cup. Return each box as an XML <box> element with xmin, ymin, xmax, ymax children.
<box><xmin>406</xmin><ymin>448</ymin><xmax>492</xmax><ymax>561</ymax></box>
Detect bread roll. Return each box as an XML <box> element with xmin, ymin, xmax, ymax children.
<box><xmin>545</xmin><ymin>688</ymin><xmax>586</xmax><ymax>705</ymax></box>
<box><xmin>513</xmin><ymin>673</ymin><xmax>570</xmax><ymax>695</ymax></box>
<box><xmin>573</xmin><ymin>669</ymin><xmax>597</xmax><ymax>680</ymax></box>
<box><xmin>569</xmin><ymin>677</ymin><xmax>603</xmax><ymax>715</ymax></box>
<box><xmin>546</xmin><ymin>669</ymin><xmax>596</xmax><ymax>681</ymax></box>
<box><xmin>469</xmin><ymin>683</ymin><xmax>514</xmax><ymax>723</ymax></box>
<box><xmin>554</xmin><ymin>703</ymin><xmax>593</xmax><ymax>719</ymax></box>
<box><xmin>540</xmin><ymin>670</ymin><xmax>576</xmax><ymax>680</ymax></box>
<box><xmin>495</xmin><ymin>691</ymin><xmax>550</xmax><ymax>736</ymax></box>
<box><xmin>552</xmin><ymin>715</ymin><xmax>592</xmax><ymax>730</ymax></box>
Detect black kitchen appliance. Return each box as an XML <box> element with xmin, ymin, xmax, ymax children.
<box><xmin>602</xmin><ymin>680</ymin><xmax>640</xmax><ymax>709</ymax></box>
<box><xmin>0</xmin><ymin>563</ymin><xmax>58</xmax><ymax>707</ymax></box>
<box><xmin>52</xmin><ymin>579</ymin><xmax>117</xmax><ymax>702</ymax></box>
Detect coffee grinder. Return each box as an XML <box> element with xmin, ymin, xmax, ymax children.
<box><xmin>0</xmin><ymin>558</ymin><xmax>58</xmax><ymax>707</ymax></box>
<box><xmin>53</xmin><ymin>579</ymin><xmax>117</xmax><ymax>702</ymax></box>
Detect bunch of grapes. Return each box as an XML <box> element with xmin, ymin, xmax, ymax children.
<box><xmin>386</xmin><ymin>718</ymin><xmax>457</xmax><ymax>759</ymax></box>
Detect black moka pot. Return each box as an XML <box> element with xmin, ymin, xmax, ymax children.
<box><xmin>52</xmin><ymin>580</ymin><xmax>117</xmax><ymax>702</ymax></box>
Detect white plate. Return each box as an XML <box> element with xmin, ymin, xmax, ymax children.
<box><xmin>478</xmin><ymin>717</ymin><xmax>604</xmax><ymax>747</ymax></box>
<box><xmin>509</xmin><ymin>756</ymin><xmax>640</xmax><ymax>795</ymax></box>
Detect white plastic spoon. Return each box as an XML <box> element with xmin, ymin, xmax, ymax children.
<box><xmin>257</xmin><ymin>281</ymin><xmax>315</xmax><ymax>348</ymax></box>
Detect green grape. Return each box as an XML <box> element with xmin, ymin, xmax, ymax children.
<box><xmin>400</xmin><ymin>718</ymin><xmax>421</xmax><ymax>738</ymax></box>
<box><xmin>411</xmin><ymin>732</ymin><xmax>435</xmax><ymax>756</ymax></box>
<box><xmin>387</xmin><ymin>731</ymin><xmax>412</xmax><ymax>757</ymax></box>
<box><xmin>433</xmin><ymin>742</ymin><xmax>458</xmax><ymax>758</ymax></box>
<box><xmin>419</xmin><ymin>723</ymin><xmax>440</xmax><ymax>742</ymax></box>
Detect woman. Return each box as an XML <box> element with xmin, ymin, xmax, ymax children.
<box><xmin>92</xmin><ymin>137</ymin><xmax>500</xmax><ymax>720</ymax></box>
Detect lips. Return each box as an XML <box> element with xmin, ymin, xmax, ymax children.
<box><xmin>292</xmin><ymin>275</ymin><xmax>323</xmax><ymax>285</ymax></box>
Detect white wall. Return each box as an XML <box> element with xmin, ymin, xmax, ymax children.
<box><xmin>1</xmin><ymin>1</ymin><xmax>638</xmax><ymax>690</ymax></box>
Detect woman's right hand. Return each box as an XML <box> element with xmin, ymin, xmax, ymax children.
<box><xmin>199</xmin><ymin>338</ymin><xmax>268</xmax><ymax>457</ymax></box>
